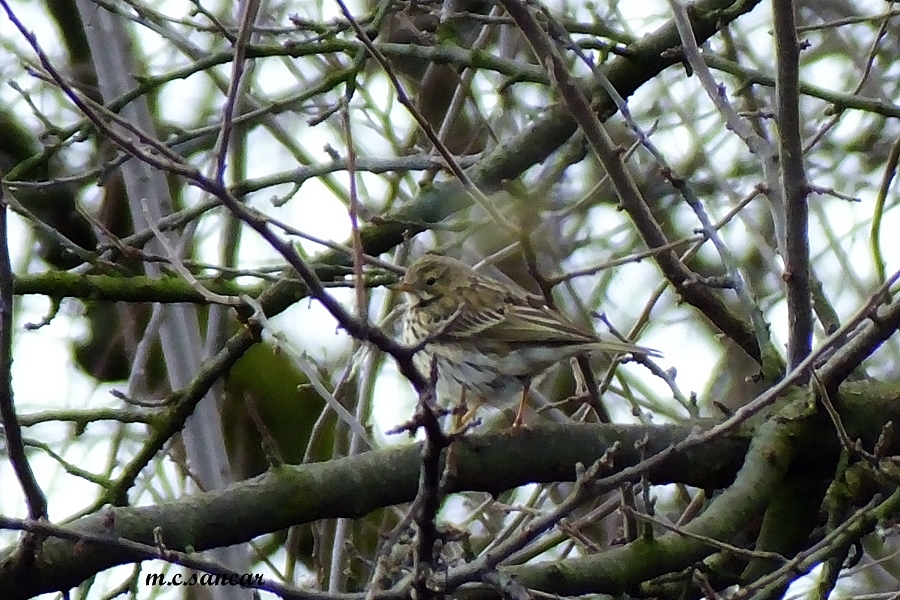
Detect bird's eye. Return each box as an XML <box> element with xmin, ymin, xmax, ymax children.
<box><xmin>425</xmin><ymin>276</ymin><xmax>438</xmax><ymax>286</ymax></box>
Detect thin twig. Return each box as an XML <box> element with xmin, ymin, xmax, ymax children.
<box><xmin>246</xmin><ymin>296</ymin><xmax>374</xmax><ymax>446</ymax></box>
<box><xmin>212</xmin><ymin>0</ymin><xmax>260</xmax><ymax>182</ymax></box>
<box><xmin>736</xmin><ymin>494</ymin><xmax>893</xmax><ymax>600</ymax></box>
<box><xmin>330</xmin><ymin>99</ymin><xmax>366</xmax><ymax>591</ymax></box>
<box><xmin>140</xmin><ymin>199</ymin><xmax>242</xmax><ymax>306</ymax></box>
<box><xmin>622</xmin><ymin>505</ymin><xmax>788</xmax><ymax>563</ymax></box>
<box><xmin>666</xmin><ymin>0</ymin><xmax>785</xmax><ymax>253</ymax></box>
<box><xmin>0</xmin><ymin>515</ymin><xmax>384</xmax><ymax>600</ymax></box>
<box><xmin>0</xmin><ymin>174</ymin><xmax>48</xmax><ymax>521</ymax></box>
<box><xmin>332</xmin><ymin>0</ymin><xmax>519</xmax><ymax>234</ymax></box>
<box><xmin>443</xmin><ymin>450</ymin><xmax>620</xmax><ymax>589</ymax></box>
<box><xmin>500</xmin><ymin>0</ymin><xmax>768</xmax><ymax>369</ymax></box>
<box><xmin>342</xmin><ymin>101</ymin><xmax>367</xmax><ymax>322</ymax></box>
<box><xmin>870</xmin><ymin>135</ymin><xmax>900</xmax><ymax>286</ymax></box>
<box><xmin>410</xmin><ymin>391</ymin><xmax>450</xmax><ymax>600</ymax></box>
<box><xmin>772</xmin><ymin>0</ymin><xmax>812</xmax><ymax>371</ymax></box>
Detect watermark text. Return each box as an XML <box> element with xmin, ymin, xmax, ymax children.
<box><xmin>146</xmin><ymin>572</ymin><xmax>264</xmax><ymax>587</ymax></box>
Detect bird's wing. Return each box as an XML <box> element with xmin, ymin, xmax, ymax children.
<box><xmin>434</xmin><ymin>282</ymin><xmax>661</xmax><ymax>356</ymax></box>
<box><xmin>437</xmin><ymin>303</ymin><xmax>508</xmax><ymax>338</ymax></box>
<box><xmin>490</xmin><ymin>291</ymin><xmax>662</xmax><ymax>356</ymax></box>
<box><xmin>494</xmin><ymin>297</ymin><xmax>598</xmax><ymax>344</ymax></box>
<box><xmin>430</xmin><ymin>282</ymin><xmax>524</xmax><ymax>339</ymax></box>
<box><xmin>439</xmin><ymin>281</ymin><xmax>597</xmax><ymax>344</ymax></box>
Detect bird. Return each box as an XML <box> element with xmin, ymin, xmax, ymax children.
<box><xmin>395</xmin><ymin>254</ymin><xmax>660</xmax><ymax>427</ymax></box>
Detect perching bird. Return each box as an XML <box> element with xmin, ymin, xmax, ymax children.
<box><xmin>396</xmin><ymin>255</ymin><xmax>659</xmax><ymax>426</ymax></box>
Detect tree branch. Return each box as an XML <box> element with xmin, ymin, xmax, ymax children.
<box><xmin>0</xmin><ymin>421</ymin><xmax>744</xmax><ymax>598</ymax></box>
<box><xmin>0</xmin><ymin>178</ymin><xmax>48</xmax><ymax>522</ymax></box>
<box><xmin>773</xmin><ymin>0</ymin><xmax>812</xmax><ymax>370</ymax></box>
<box><xmin>3</xmin><ymin>382</ymin><xmax>900</xmax><ymax>599</ymax></box>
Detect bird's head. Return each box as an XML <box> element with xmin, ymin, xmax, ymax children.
<box><xmin>394</xmin><ymin>255</ymin><xmax>474</xmax><ymax>303</ymax></box>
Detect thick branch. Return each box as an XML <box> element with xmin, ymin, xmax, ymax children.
<box><xmin>466</xmin><ymin>403</ymin><xmax>806</xmax><ymax>597</ymax></box>
<box><xmin>0</xmin><ymin>422</ymin><xmax>745</xmax><ymax>598</ymax></box>
<box><xmin>3</xmin><ymin>381</ymin><xmax>900</xmax><ymax>599</ymax></box>
<box><xmin>13</xmin><ymin>273</ymin><xmax>251</xmax><ymax>304</ymax></box>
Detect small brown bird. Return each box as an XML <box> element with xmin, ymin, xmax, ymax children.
<box><xmin>397</xmin><ymin>255</ymin><xmax>660</xmax><ymax>426</ymax></box>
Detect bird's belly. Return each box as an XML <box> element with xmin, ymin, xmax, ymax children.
<box><xmin>415</xmin><ymin>345</ymin><xmax>524</xmax><ymax>404</ymax></box>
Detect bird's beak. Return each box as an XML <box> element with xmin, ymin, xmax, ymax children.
<box><xmin>390</xmin><ymin>281</ymin><xmax>414</xmax><ymax>294</ymax></box>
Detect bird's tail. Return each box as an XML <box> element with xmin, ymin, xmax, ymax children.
<box><xmin>593</xmin><ymin>339</ymin><xmax>662</xmax><ymax>358</ymax></box>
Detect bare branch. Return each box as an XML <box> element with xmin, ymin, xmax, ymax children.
<box><xmin>772</xmin><ymin>0</ymin><xmax>812</xmax><ymax>370</ymax></box>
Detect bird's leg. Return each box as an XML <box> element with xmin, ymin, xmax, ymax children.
<box><xmin>452</xmin><ymin>387</ymin><xmax>469</xmax><ymax>431</ymax></box>
<box><xmin>512</xmin><ymin>382</ymin><xmax>530</xmax><ymax>428</ymax></box>
<box><xmin>455</xmin><ymin>389</ymin><xmax>485</xmax><ymax>431</ymax></box>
